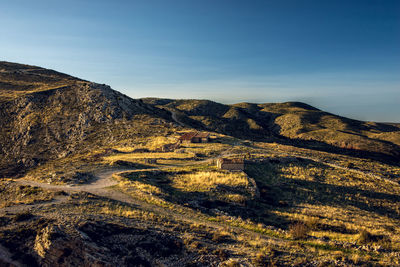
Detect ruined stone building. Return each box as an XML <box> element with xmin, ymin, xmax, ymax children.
<box><xmin>216</xmin><ymin>158</ymin><xmax>245</xmax><ymax>171</ymax></box>
<box><xmin>178</xmin><ymin>131</ymin><xmax>210</xmax><ymax>143</ymax></box>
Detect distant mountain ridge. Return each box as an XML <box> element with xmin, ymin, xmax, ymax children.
<box><xmin>0</xmin><ymin>61</ymin><xmax>399</xmax><ymax>177</ymax></box>
<box><xmin>143</xmin><ymin>98</ymin><xmax>400</xmax><ymax>161</ymax></box>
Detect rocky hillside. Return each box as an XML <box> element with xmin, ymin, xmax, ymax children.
<box><xmin>0</xmin><ymin>62</ymin><xmax>171</xmax><ymax>177</ymax></box>
<box><xmin>144</xmin><ymin>98</ymin><xmax>400</xmax><ymax>163</ymax></box>
<box><xmin>143</xmin><ymin>98</ymin><xmax>274</xmax><ymax>140</ymax></box>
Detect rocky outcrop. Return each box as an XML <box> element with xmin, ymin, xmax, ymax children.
<box><xmin>34</xmin><ymin>224</ymin><xmax>84</xmax><ymax>266</ymax></box>
<box><xmin>4</xmin><ymin>219</ymin><xmax>197</xmax><ymax>267</ymax></box>
<box><xmin>0</xmin><ymin>78</ymin><xmax>170</xmax><ymax>177</ymax></box>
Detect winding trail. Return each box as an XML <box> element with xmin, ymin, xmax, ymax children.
<box><xmin>4</xmin><ymin>164</ymin><xmax>286</xmax><ymax>248</ymax></box>
<box><xmin>6</xmin><ymin>146</ymin><xmax>396</xmax><ymax>216</ymax></box>
<box><xmin>1</xmin><ymin>168</ymin><xmax>152</xmax><ymax>213</ymax></box>
<box><xmin>170</xmin><ymin>110</ymin><xmax>186</xmax><ymax>127</ymax></box>
<box><xmin>16</xmin><ymin>168</ymin><xmax>127</xmax><ymax>192</ymax></box>
<box><xmin>4</xmin><ymin>141</ymin><xmax>393</xmax><ymax>241</ymax></box>
<box><xmin>6</xmin><ymin>151</ymin><xmax>234</xmax><ymax>212</ymax></box>
<box><xmin>7</xmin><ymin>152</ymin><xmax>229</xmax><ymax>213</ymax></box>
<box><xmin>276</xmin><ymin>152</ymin><xmax>398</xmax><ymax>186</ymax></box>
<box><xmin>318</xmin><ymin>159</ymin><xmax>399</xmax><ymax>185</ymax></box>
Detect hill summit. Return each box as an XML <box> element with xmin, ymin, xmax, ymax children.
<box><xmin>0</xmin><ymin>61</ymin><xmax>172</xmax><ymax>176</ymax></box>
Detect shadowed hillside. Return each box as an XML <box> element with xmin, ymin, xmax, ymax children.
<box><xmin>143</xmin><ymin>98</ymin><xmax>400</xmax><ymax>163</ymax></box>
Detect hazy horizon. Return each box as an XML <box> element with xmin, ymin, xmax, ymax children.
<box><xmin>1</xmin><ymin>0</ymin><xmax>399</xmax><ymax>122</ymax></box>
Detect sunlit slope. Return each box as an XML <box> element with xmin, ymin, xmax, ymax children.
<box><xmin>0</xmin><ymin>62</ymin><xmax>172</xmax><ymax>177</ymax></box>
<box><xmin>0</xmin><ymin>61</ymin><xmax>82</xmax><ymax>102</ymax></box>
<box><xmin>145</xmin><ymin>99</ymin><xmax>400</xmax><ymax>160</ymax></box>
<box><xmin>259</xmin><ymin>102</ymin><xmax>400</xmax><ymax>156</ymax></box>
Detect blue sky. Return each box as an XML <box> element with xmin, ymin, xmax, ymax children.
<box><xmin>1</xmin><ymin>0</ymin><xmax>399</xmax><ymax>122</ymax></box>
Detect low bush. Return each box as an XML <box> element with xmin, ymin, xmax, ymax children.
<box><xmin>358</xmin><ymin>229</ymin><xmax>374</xmax><ymax>244</ymax></box>
<box><xmin>289</xmin><ymin>222</ymin><xmax>309</xmax><ymax>240</ymax></box>
<box><xmin>253</xmin><ymin>252</ymin><xmax>269</xmax><ymax>267</ymax></box>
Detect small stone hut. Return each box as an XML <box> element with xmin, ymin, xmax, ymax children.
<box><xmin>178</xmin><ymin>131</ymin><xmax>210</xmax><ymax>143</ymax></box>
<box><xmin>217</xmin><ymin>158</ymin><xmax>245</xmax><ymax>171</ymax></box>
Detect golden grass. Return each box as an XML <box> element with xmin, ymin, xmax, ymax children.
<box><xmin>146</xmin><ymin>136</ymin><xmax>177</xmax><ymax>150</ymax></box>
<box><xmin>272</xmin><ymin>203</ymin><xmax>399</xmax><ymax>246</ymax></box>
<box><xmin>221</xmin><ymin>193</ymin><xmax>247</xmax><ymax>204</ymax></box>
<box><xmin>0</xmin><ymin>83</ymin><xmax>74</xmax><ymax>101</ymax></box>
<box><xmin>4</xmin><ymin>110</ymin><xmax>397</xmax><ymax>265</ymax></box>
<box><xmin>0</xmin><ymin>180</ymin><xmax>54</xmax><ymax>207</ymax></box>
<box><xmin>65</xmin><ymin>197</ymin><xmax>165</xmax><ymax>222</ymax></box>
<box><xmin>103</xmin><ymin>151</ymin><xmax>195</xmax><ymax>163</ymax></box>
<box><xmin>97</xmin><ymin>205</ymin><xmax>159</xmax><ymax>220</ymax></box>
<box><xmin>113</xmin><ymin>135</ymin><xmax>180</xmax><ymax>152</ymax></box>
<box><xmin>112</xmin><ymin>176</ymin><xmax>181</xmax><ymax>211</ymax></box>
<box><xmin>172</xmin><ymin>171</ymin><xmax>249</xmax><ymax>192</ymax></box>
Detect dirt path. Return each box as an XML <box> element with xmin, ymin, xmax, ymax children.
<box><xmin>1</xmin><ymin>168</ymin><xmax>137</xmax><ymax>214</ymax></box>
<box><xmin>6</xmin><ymin>164</ymin><xmax>285</xmax><ymax>247</ymax></box>
<box><xmin>13</xmin><ymin>147</ymin><xmax>391</xmax><ymax>219</ymax></box>
<box><xmin>170</xmin><ymin>111</ymin><xmax>186</xmax><ymax>127</ymax></box>
<box><xmin>16</xmin><ymin>168</ymin><xmax>129</xmax><ymax>192</ymax></box>
<box><xmin>12</xmin><ymin>149</ymin><xmax>235</xmax><ymax>199</ymax></box>
<box><xmin>279</xmin><ymin>153</ymin><xmax>399</xmax><ymax>186</ymax></box>
<box><xmin>321</xmin><ymin>160</ymin><xmax>399</xmax><ymax>185</ymax></box>
<box><xmin>9</xmin><ymin>153</ymin><xmax>229</xmax><ymax>209</ymax></box>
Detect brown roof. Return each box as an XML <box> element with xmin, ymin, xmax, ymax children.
<box><xmin>178</xmin><ymin>132</ymin><xmax>198</xmax><ymax>140</ymax></box>
<box><xmin>218</xmin><ymin>158</ymin><xmax>244</xmax><ymax>164</ymax></box>
<box><xmin>195</xmin><ymin>132</ymin><xmax>210</xmax><ymax>138</ymax></box>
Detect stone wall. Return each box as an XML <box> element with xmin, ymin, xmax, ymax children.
<box><xmin>219</xmin><ymin>163</ymin><xmax>244</xmax><ymax>171</ymax></box>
